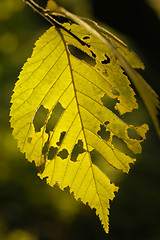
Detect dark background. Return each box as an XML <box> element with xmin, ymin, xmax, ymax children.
<box><xmin>0</xmin><ymin>0</ymin><xmax>160</xmax><ymax>239</ymax></box>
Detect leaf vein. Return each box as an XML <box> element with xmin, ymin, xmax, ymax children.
<box><xmin>15</xmin><ymin>38</ymin><xmax>63</xmax><ymax>90</ymax></box>
<box><xmin>85</xmin><ymin>128</ymin><xmax>128</xmax><ymax>171</ymax></box>
<box><xmin>12</xmin><ymin>49</ymin><xmax>67</xmax><ymax>114</ymax></box>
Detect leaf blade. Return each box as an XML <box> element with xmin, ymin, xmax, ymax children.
<box><xmin>10</xmin><ymin>22</ymin><xmax>149</xmax><ymax>234</ymax></box>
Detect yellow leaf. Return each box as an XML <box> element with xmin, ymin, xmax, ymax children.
<box><xmin>10</xmin><ymin>22</ymin><xmax>149</xmax><ymax>233</ymax></box>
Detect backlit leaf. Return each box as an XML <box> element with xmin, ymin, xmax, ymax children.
<box><xmin>10</xmin><ymin>19</ymin><xmax>150</xmax><ymax>233</ymax></box>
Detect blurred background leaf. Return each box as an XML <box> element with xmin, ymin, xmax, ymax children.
<box><xmin>148</xmin><ymin>0</ymin><xmax>160</xmax><ymax>19</ymax></box>
<box><xmin>0</xmin><ymin>0</ymin><xmax>160</xmax><ymax>239</ymax></box>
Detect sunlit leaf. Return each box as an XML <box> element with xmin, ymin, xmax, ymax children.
<box><xmin>10</xmin><ymin>20</ymin><xmax>150</xmax><ymax>233</ymax></box>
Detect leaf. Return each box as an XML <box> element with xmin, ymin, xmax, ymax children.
<box><xmin>10</xmin><ymin>21</ymin><xmax>149</xmax><ymax>233</ymax></box>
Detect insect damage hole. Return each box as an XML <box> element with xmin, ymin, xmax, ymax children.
<box><xmin>48</xmin><ymin>146</ymin><xmax>58</xmax><ymax>160</ymax></box>
<box><xmin>67</xmin><ymin>44</ymin><xmax>96</xmax><ymax>66</ymax></box>
<box><xmin>83</xmin><ymin>36</ymin><xmax>90</xmax><ymax>40</ymax></box>
<box><xmin>101</xmin><ymin>54</ymin><xmax>110</xmax><ymax>65</ymax></box>
<box><xmin>97</xmin><ymin>124</ymin><xmax>110</xmax><ymax>142</ymax></box>
<box><xmin>42</xmin><ymin>138</ymin><xmax>50</xmax><ymax>155</ymax></box>
<box><xmin>46</xmin><ymin>102</ymin><xmax>64</xmax><ymax>133</ymax></box>
<box><xmin>56</xmin><ymin>131</ymin><xmax>66</xmax><ymax>146</ymax></box>
<box><xmin>27</xmin><ymin>137</ymin><xmax>32</xmax><ymax>143</ymax></box>
<box><xmin>57</xmin><ymin>149</ymin><xmax>69</xmax><ymax>159</ymax></box>
<box><xmin>127</xmin><ymin>128</ymin><xmax>142</xmax><ymax>140</ymax></box>
<box><xmin>33</xmin><ymin>105</ymin><xmax>49</xmax><ymax>132</ymax></box>
<box><xmin>90</xmin><ymin>50</ymin><xmax>96</xmax><ymax>58</ymax></box>
<box><xmin>101</xmin><ymin>94</ymin><xmax>119</xmax><ymax>115</ymax></box>
<box><xmin>71</xmin><ymin>139</ymin><xmax>86</xmax><ymax>162</ymax></box>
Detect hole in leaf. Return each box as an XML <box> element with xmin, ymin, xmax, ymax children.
<box><xmin>33</xmin><ymin>105</ymin><xmax>49</xmax><ymax>132</ymax></box>
<box><xmin>48</xmin><ymin>146</ymin><xmax>58</xmax><ymax>160</ymax></box>
<box><xmin>71</xmin><ymin>139</ymin><xmax>86</xmax><ymax>162</ymax></box>
<box><xmin>127</xmin><ymin>128</ymin><xmax>142</xmax><ymax>140</ymax></box>
<box><xmin>101</xmin><ymin>54</ymin><xmax>110</xmax><ymax>64</ymax></box>
<box><xmin>68</xmin><ymin>44</ymin><xmax>96</xmax><ymax>66</ymax></box>
<box><xmin>104</xmin><ymin>121</ymin><xmax>109</xmax><ymax>125</ymax></box>
<box><xmin>46</xmin><ymin>102</ymin><xmax>64</xmax><ymax>133</ymax></box>
<box><xmin>42</xmin><ymin>138</ymin><xmax>50</xmax><ymax>155</ymax></box>
<box><xmin>90</xmin><ymin>50</ymin><xmax>96</xmax><ymax>58</ymax></box>
<box><xmin>101</xmin><ymin>59</ymin><xmax>108</xmax><ymax>64</ymax></box>
<box><xmin>105</xmin><ymin>54</ymin><xmax>110</xmax><ymax>62</ymax></box>
<box><xmin>56</xmin><ymin>131</ymin><xmax>66</xmax><ymax>146</ymax></box>
<box><xmin>27</xmin><ymin>137</ymin><xmax>32</xmax><ymax>143</ymax></box>
<box><xmin>57</xmin><ymin>149</ymin><xmax>69</xmax><ymax>159</ymax></box>
<box><xmin>101</xmin><ymin>94</ymin><xmax>119</xmax><ymax>116</ymax></box>
<box><xmin>97</xmin><ymin>124</ymin><xmax>110</xmax><ymax>142</ymax></box>
<box><xmin>83</xmin><ymin>36</ymin><xmax>90</xmax><ymax>40</ymax></box>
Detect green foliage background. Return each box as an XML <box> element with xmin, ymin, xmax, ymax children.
<box><xmin>0</xmin><ymin>0</ymin><xmax>160</xmax><ymax>239</ymax></box>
